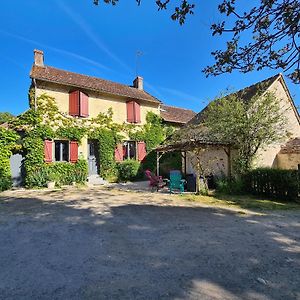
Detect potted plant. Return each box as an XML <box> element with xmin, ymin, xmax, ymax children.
<box><xmin>47</xmin><ymin>172</ymin><xmax>59</xmax><ymax>189</ymax></box>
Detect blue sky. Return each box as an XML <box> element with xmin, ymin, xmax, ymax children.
<box><xmin>0</xmin><ymin>0</ymin><xmax>299</xmax><ymax>115</ymax></box>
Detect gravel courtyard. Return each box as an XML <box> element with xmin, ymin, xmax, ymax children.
<box><xmin>0</xmin><ymin>187</ymin><xmax>299</xmax><ymax>300</ymax></box>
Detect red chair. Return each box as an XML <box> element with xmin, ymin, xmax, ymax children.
<box><xmin>145</xmin><ymin>170</ymin><xmax>166</xmax><ymax>192</ymax></box>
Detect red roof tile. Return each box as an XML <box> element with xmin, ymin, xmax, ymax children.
<box><xmin>160</xmin><ymin>105</ymin><xmax>196</xmax><ymax>124</ymax></box>
<box><xmin>30</xmin><ymin>65</ymin><xmax>161</xmax><ymax>104</ymax></box>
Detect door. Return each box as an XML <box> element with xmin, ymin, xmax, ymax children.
<box><xmin>10</xmin><ymin>153</ymin><xmax>24</xmax><ymax>187</ymax></box>
<box><xmin>88</xmin><ymin>140</ymin><xmax>99</xmax><ymax>175</ymax></box>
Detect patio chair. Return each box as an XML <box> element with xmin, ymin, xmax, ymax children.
<box><xmin>169</xmin><ymin>170</ymin><xmax>186</xmax><ymax>194</ymax></box>
<box><xmin>144</xmin><ymin>169</ymin><xmax>166</xmax><ymax>192</ymax></box>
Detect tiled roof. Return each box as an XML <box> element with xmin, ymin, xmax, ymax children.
<box><xmin>160</xmin><ymin>105</ymin><xmax>196</xmax><ymax>124</ymax></box>
<box><xmin>189</xmin><ymin>74</ymin><xmax>281</xmax><ymax>125</ymax></box>
<box><xmin>30</xmin><ymin>65</ymin><xmax>161</xmax><ymax>104</ymax></box>
<box><xmin>280</xmin><ymin>138</ymin><xmax>300</xmax><ymax>154</ymax></box>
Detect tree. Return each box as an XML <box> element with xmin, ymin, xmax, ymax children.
<box><xmin>93</xmin><ymin>0</ymin><xmax>300</xmax><ymax>83</ymax></box>
<box><xmin>93</xmin><ymin>0</ymin><xmax>195</xmax><ymax>25</ymax></box>
<box><xmin>204</xmin><ymin>90</ymin><xmax>288</xmax><ymax>175</ymax></box>
<box><xmin>0</xmin><ymin>112</ymin><xmax>14</xmax><ymax>124</ymax></box>
<box><xmin>204</xmin><ymin>0</ymin><xmax>300</xmax><ymax>84</ymax></box>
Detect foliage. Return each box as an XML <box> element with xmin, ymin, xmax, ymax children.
<box><xmin>25</xmin><ymin>160</ymin><xmax>88</xmax><ymax>188</ymax></box>
<box><xmin>0</xmin><ymin>128</ymin><xmax>19</xmax><ymax>191</ymax></box>
<box><xmin>243</xmin><ymin>168</ymin><xmax>299</xmax><ymax>201</ymax></box>
<box><xmin>204</xmin><ymin>0</ymin><xmax>300</xmax><ymax>84</ymax></box>
<box><xmin>0</xmin><ymin>112</ymin><xmax>14</xmax><ymax>124</ymax></box>
<box><xmin>204</xmin><ymin>91</ymin><xmax>288</xmax><ymax>175</ymax></box>
<box><xmin>116</xmin><ymin>160</ymin><xmax>140</xmax><ymax>182</ymax></box>
<box><xmin>56</xmin><ymin>126</ymin><xmax>87</xmax><ymax>142</ymax></box>
<box><xmin>93</xmin><ymin>1</ymin><xmax>300</xmax><ymax>82</ymax></box>
<box><xmin>215</xmin><ymin>177</ymin><xmax>245</xmax><ymax>194</ymax></box>
<box><xmin>93</xmin><ymin>0</ymin><xmax>195</xmax><ymax>25</ymax></box>
<box><xmin>90</xmin><ymin>128</ymin><xmax>118</xmax><ymax>178</ymax></box>
<box><xmin>129</xmin><ymin>112</ymin><xmax>170</xmax><ymax>173</ymax></box>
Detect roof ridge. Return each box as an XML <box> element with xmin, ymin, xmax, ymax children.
<box><xmin>38</xmin><ymin>65</ymin><xmax>138</xmax><ymax>91</ymax></box>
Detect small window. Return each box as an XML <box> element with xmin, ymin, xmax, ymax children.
<box><xmin>55</xmin><ymin>141</ymin><xmax>69</xmax><ymax>162</ymax></box>
<box><xmin>123</xmin><ymin>141</ymin><xmax>137</xmax><ymax>160</ymax></box>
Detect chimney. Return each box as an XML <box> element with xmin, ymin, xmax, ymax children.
<box><xmin>34</xmin><ymin>49</ymin><xmax>44</xmax><ymax>67</ymax></box>
<box><xmin>133</xmin><ymin>76</ymin><xmax>143</xmax><ymax>91</ymax></box>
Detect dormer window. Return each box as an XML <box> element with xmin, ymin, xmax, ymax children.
<box><xmin>69</xmin><ymin>90</ymin><xmax>89</xmax><ymax>117</ymax></box>
<box><xmin>126</xmin><ymin>100</ymin><xmax>141</xmax><ymax>123</ymax></box>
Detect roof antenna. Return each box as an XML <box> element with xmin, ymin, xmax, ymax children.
<box><xmin>135</xmin><ymin>50</ymin><xmax>143</xmax><ymax>77</ymax></box>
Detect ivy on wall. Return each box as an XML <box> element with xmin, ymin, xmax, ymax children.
<box><xmin>0</xmin><ymin>127</ymin><xmax>19</xmax><ymax>191</ymax></box>
<box><xmin>1</xmin><ymin>92</ymin><xmax>178</xmax><ymax>189</ymax></box>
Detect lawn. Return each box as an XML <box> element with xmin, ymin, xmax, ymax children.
<box><xmin>183</xmin><ymin>193</ymin><xmax>300</xmax><ymax>211</ymax></box>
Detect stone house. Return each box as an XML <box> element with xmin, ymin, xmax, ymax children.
<box><xmin>157</xmin><ymin>74</ymin><xmax>300</xmax><ymax>178</ymax></box>
<box><xmin>29</xmin><ymin>49</ymin><xmax>195</xmax><ymax>179</ymax></box>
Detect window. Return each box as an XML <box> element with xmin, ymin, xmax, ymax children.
<box><xmin>123</xmin><ymin>141</ymin><xmax>137</xmax><ymax>160</ymax></box>
<box><xmin>69</xmin><ymin>91</ymin><xmax>89</xmax><ymax>117</ymax></box>
<box><xmin>55</xmin><ymin>141</ymin><xmax>69</xmax><ymax>162</ymax></box>
<box><xmin>126</xmin><ymin>101</ymin><xmax>141</xmax><ymax>123</ymax></box>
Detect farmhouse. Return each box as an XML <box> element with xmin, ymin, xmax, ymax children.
<box><xmin>157</xmin><ymin>74</ymin><xmax>300</xmax><ymax>178</ymax></box>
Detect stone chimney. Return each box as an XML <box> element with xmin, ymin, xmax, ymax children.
<box><xmin>34</xmin><ymin>49</ymin><xmax>44</xmax><ymax>67</ymax></box>
<box><xmin>133</xmin><ymin>76</ymin><xmax>143</xmax><ymax>91</ymax></box>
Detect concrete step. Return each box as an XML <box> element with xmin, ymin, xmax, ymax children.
<box><xmin>88</xmin><ymin>175</ymin><xmax>107</xmax><ymax>185</ymax></box>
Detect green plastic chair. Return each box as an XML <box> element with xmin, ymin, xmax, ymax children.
<box><xmin>169</xmin><ymin>170</ymin><xmax>186</xmax><ymax>194</ymax></box>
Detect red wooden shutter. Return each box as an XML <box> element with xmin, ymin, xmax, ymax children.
<box><xmin>70</xmin><ymin>141</ymin><xmax>78</xmax><ymax>163</ymax></box>
<box><xmin>69</xmin><ymin>91</ymin><xmax>80</xmax><ymax>116</ymax></box>
<box><xmin>137</xmin><ymin>141</ymin><xmax>146</xmax><ymax>162</ymax></box>
<box><xmin>126</xmin><ymin>101</ymin><xmax>134</xmax><ymax>123</ymax></box>
<box><xmin>80</xmin><ymin>92</ymin><xmax>89</xmax><ymax>117</ymax></box>
<box><xmin>114</xmin><ymin>144</ymin><xmax>123</xmax><ymax>162</ymax></box>
<box><xmin>134</xmin><ymin>102</ymin><xmax>141</xmax><ymax>123</ymax></box>
<box><xmin>44</xmin><ymin>140</ymin><xmax>53</xmax><ymax>163</ymax></box>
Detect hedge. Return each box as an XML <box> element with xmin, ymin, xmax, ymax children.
<box><xmin>243</xmin><ymin>168</ymin><xmax>299</xmax><ymax>201</ymax></box>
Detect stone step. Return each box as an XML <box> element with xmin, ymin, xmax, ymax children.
<box><xmin>88</xmin><ymin>175</ymin><xmax>107</xmax><ymax>185</ymax></box>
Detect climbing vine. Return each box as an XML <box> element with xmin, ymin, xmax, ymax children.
<box><xmin>0</xmin><ymin>127</ymin><xmax>19</xmax><ymax>191</ymax></box>
<box><xmin>2</xmin><ymin>92</ymin><xmax>178</xmax><ymax>188</ymax></box>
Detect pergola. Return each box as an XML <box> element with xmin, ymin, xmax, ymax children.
<box><xmin>155</xmin><ymin>139</ymin><xmax>232</xmax><ymax>177</ymax></box>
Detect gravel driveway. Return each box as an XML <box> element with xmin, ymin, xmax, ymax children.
<box><xmin>0</xmin><ymin>187</ymin><xmax>299</xmax><ymax>300</ymax></box>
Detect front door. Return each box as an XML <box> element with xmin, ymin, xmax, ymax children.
<box><xmin>88</xmin><ymin>140</ymin><xmax>99</xmax><ymax>176</ymax></box>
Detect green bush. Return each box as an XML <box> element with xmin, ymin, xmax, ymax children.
<box><xmin>25</xmin><ymin>159</ymin><xmax>88</xmax><ymax>188</ymax></box>
<box><xmin>0</xmin><ymin>128</ymin><xmax>18</xmax><ymax>191</ymax></box>
<box><xmin>216</xmin><ymin>177</ymin><xmax>245</xmax><ymax>194</ymax></box>
<box><xmin>117</xmin><ymin>160</ymin><xmax>140</xmax><ymax>182</ymax></box>
<box><xmin>243</xmin><ymin>168</ymin><xmax>299</xmax><ymax>201</ymax></box>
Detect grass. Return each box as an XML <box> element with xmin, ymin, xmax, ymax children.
<box><xmin>183</xmin><ymin>192</ymin><xmax>300</xmax><ymax>211</ymax></box>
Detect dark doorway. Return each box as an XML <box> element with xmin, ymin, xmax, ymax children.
<box><xmin>88</xmin><ymin>140</ymin><xmax>99</xmax><ymax>176</ymax></box>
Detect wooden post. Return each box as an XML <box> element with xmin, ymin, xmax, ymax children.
<box><xmin>156</xmin><ymin>151</ymin><xmax>160</xmax><ymax>176</ymax></box>
<box><xmin>228</xmin><ymin>146</ymin><xmax>231</xmax><ymax>178</ymax></box>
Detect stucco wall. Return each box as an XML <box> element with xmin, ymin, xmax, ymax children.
<box><xmin>186</xmin><ymin>147</ymin><xmax>229</xmax><ymax>177</ymax></box>
<box><xmin>254</xmin><ymin>79</ymin><xmax>300</xmax><ymax>170</ymax></box>
<box><xmin>276</xmin><ymin>153</ymin><xmax>300</xmax><ymax>170</ymax></box>
<box><xmin>35</xmin><ymin>82</ymin><xmax>160</xmax><ymax>125</ymax></box>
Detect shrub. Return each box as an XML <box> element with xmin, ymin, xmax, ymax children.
<box><xmin>243</xmin><ymin>168</ymin><xmax>299</xmax><ymax>201</ymax></box>
<box><xmin>117</xmin><ymin>160</ymin><xmax>140</xmax><ymax>182</ymax></box>
<box><xmin>25</xmin><ymin>159</ymin><xmax>88</xmax><ymax>188</ymax></box>
<box><xmin>216</xmin><ymin>177</ymin><xmax>245</xmax><ymax>194</ymax></box>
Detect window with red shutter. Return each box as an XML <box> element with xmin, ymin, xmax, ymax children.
<box><xmin>126</xmin><ymin>101</ymin><xmax>134</xmax><ymax>123</ymax></box>
<box><xmin>69</xmin><ymin>141</ymin><xmax>78</xmax><ymax>163</ymax></box>
<box><xmin>137</xmin><ymin>141</ymin><xmax>146</xmax><ymax>162</ymax></box>
<box><xmin>134</xmin><ymin>102</ymin><xmax>141</xmax><ymax>123</ymax></box>
<box><xmin>69</xmin><ymin>91</ymin><xmax>80</xmax><ymax>116</ymax></box>
<box><xmin>79</xmin><ymin>92</ymin><xmax>89</xmax><ymax>117</ymax></box>
<box><xmin>44</xmin><ymin>140</ymin><xmax>53</xmax><ymax>163</ymax></box>
<box><xmin>114</xmin><ymin>144</ymin><xmax>124</xmax><ymax>162</ymax></box>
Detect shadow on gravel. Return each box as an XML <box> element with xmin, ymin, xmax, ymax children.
<box><xmin>0</xmin><ymin>195</ymin><xmax>299</xmax><ymax>299</ymax></box>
